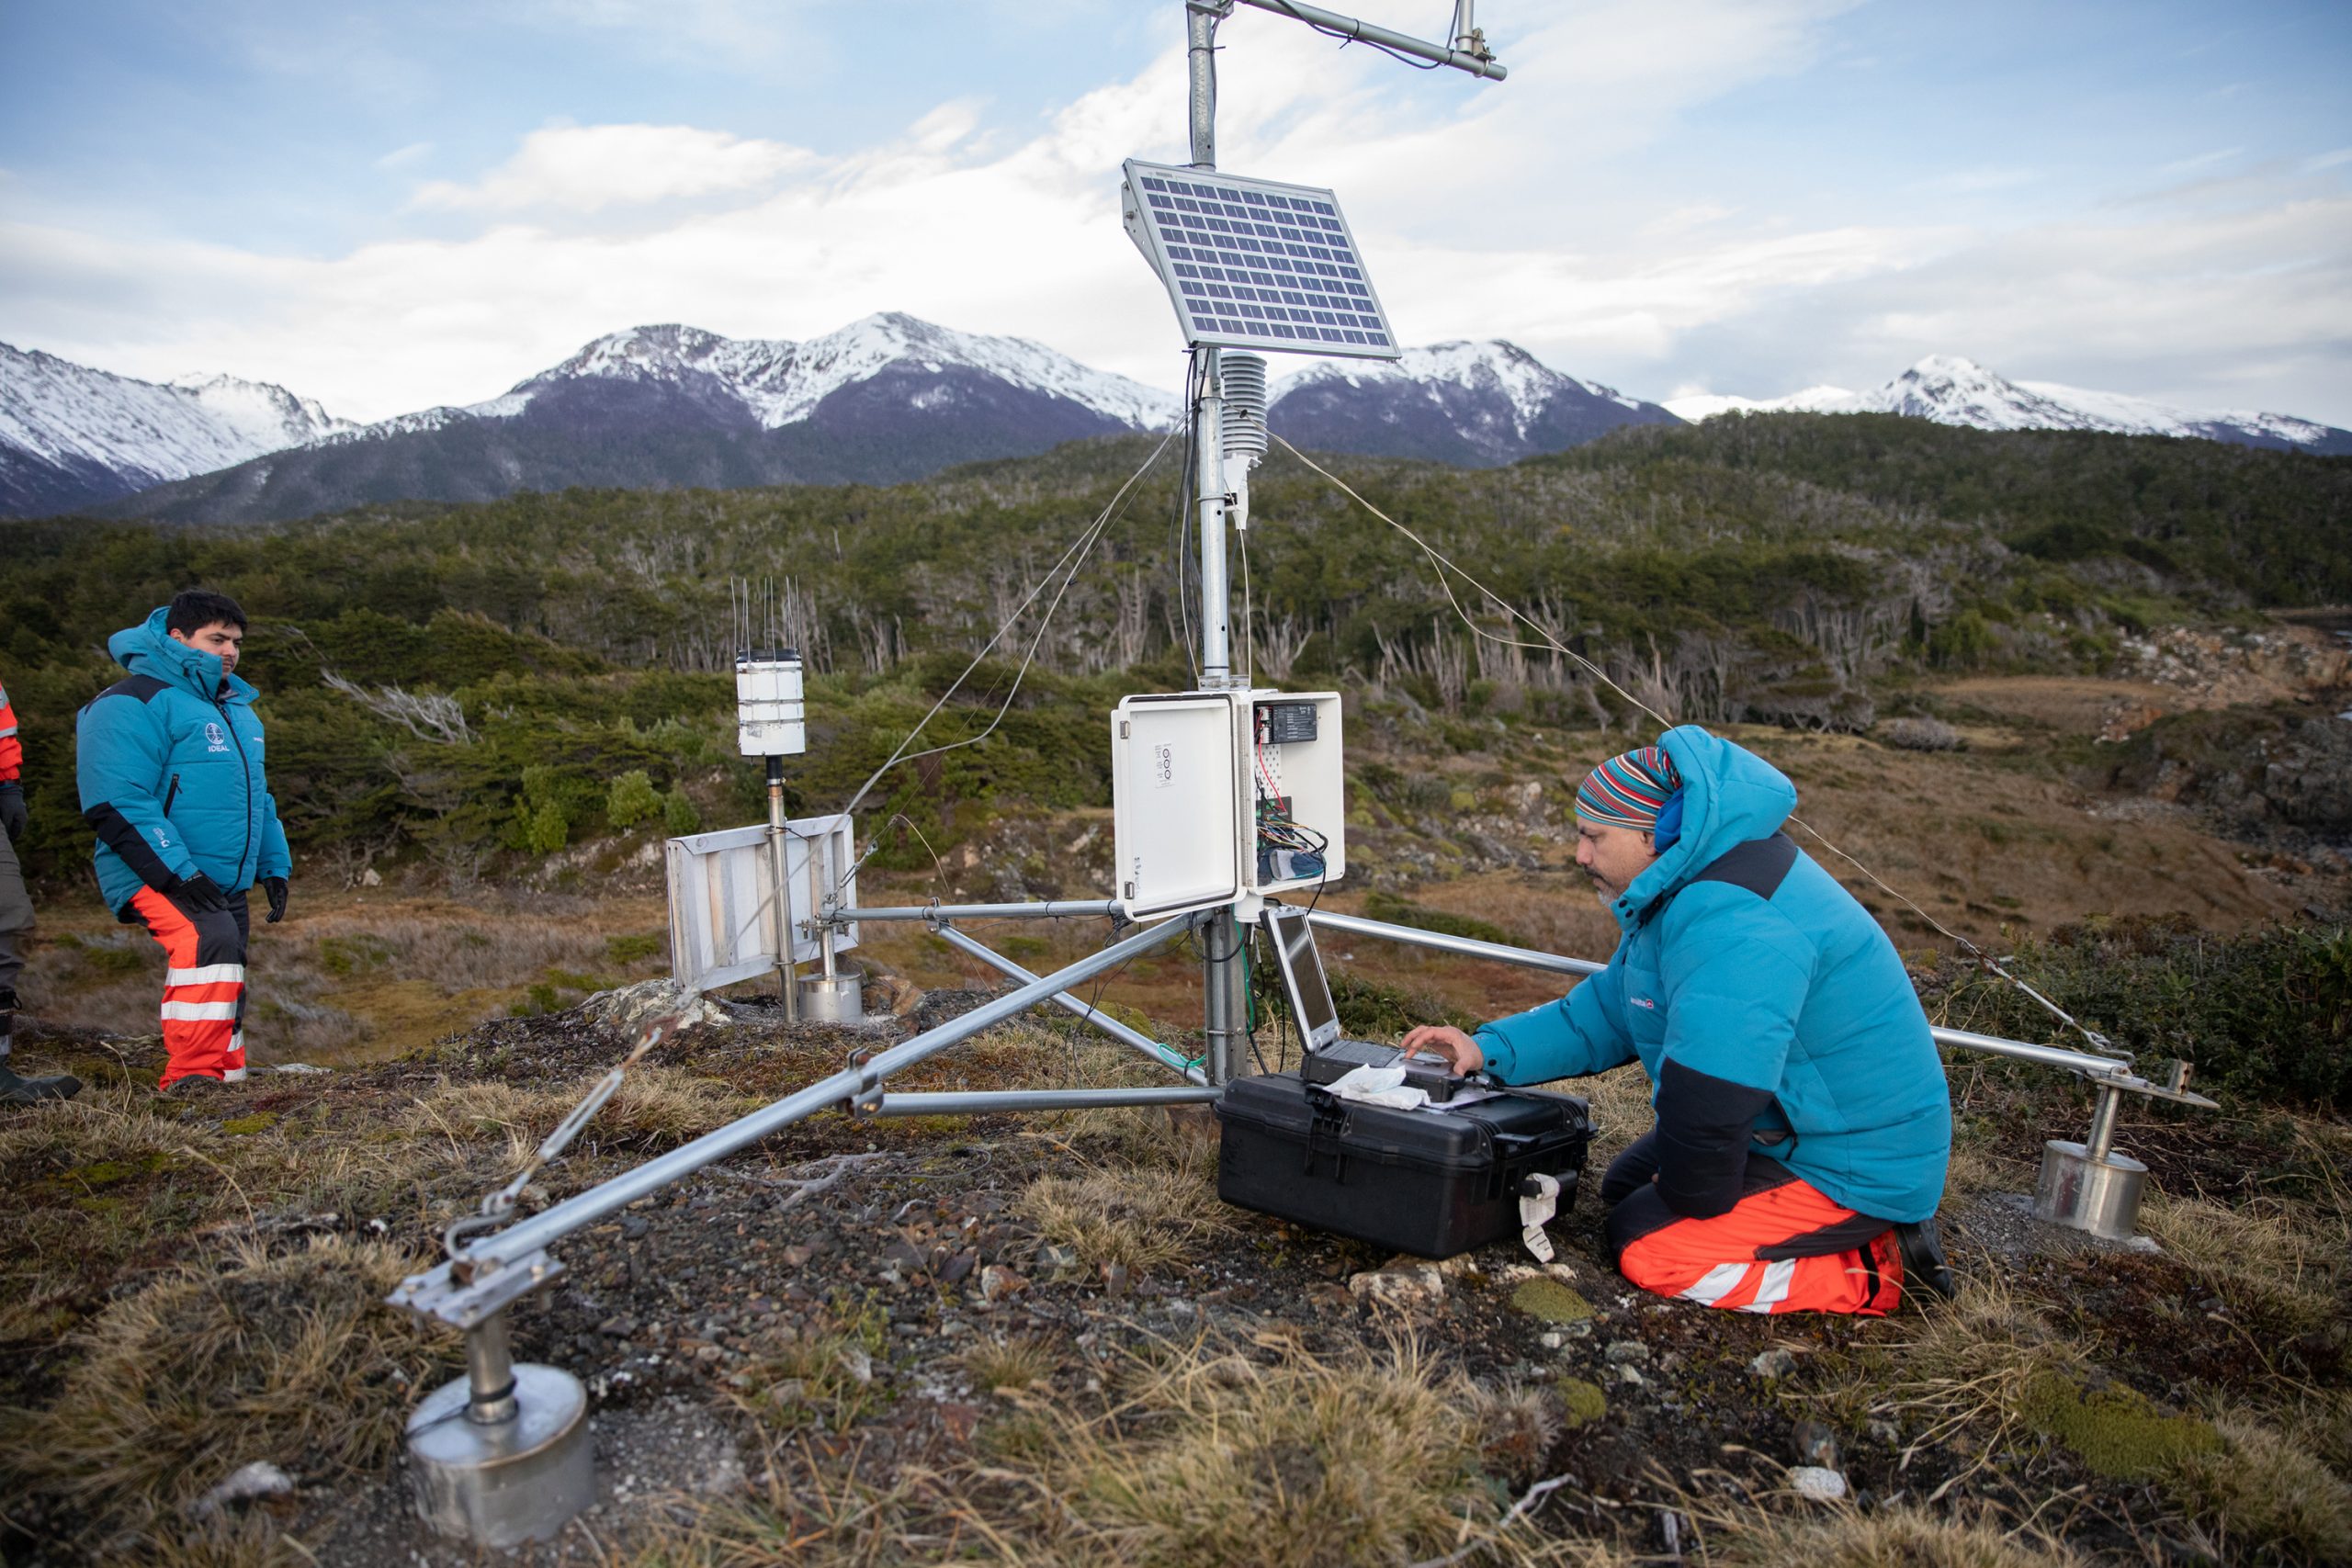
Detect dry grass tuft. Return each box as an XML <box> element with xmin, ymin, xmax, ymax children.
<box><xmin>961</xmin><ymin>1333</ymin><xmax>1058</xmax><ymax>1396</ymax></box>
<box><xmin>404</xmin><ymin>1065</ymin><xmax>752</xmax><ymax>1154</ymax></box>
<box><xmin>1021</xmin><ymin>1161</ymin><xmax>1229</xmax><ymax>1275</ymax></box>
<box><xmin>2165</xmin><ymin>1411</ymin><xmax>2352</xmax><ymax>1565</ymax></box>
<box><xmin>1464</xmin><ymin>1380</ymin><xmax>1566</xmax><ymax>1486</ymax></box>
<box><xmin>0</xmin><ymin>1234</ymin><xmax>456</xmax><ymax>1555</ymax></box>
<box><xmin>1830</xmin><ymin>1280</ymin><xmax>2086</xmax><ymax>1487</ymax></box>
<box><xmin>2143</xmin><ymin>1191</ymin><xmax>2346</xmax><ymax>1333</ymax></box>
<box><xmin>1019</xmin><ymin>1097</ymin><xmax>1230</xmax><ymax>1276</ymax></box>
<box><xmin>1707</xmin><ymin>1503</ymin><xmax>2088</xmax><ymax>1566</ymax></box>
<box><xmin>0</xmin><ymin>1081</ymin><xmax>206</xmax><ymax>1173</ymax></box>
<box><xmin>1035</xmin><ymin>1333</ymin><xmax>1521</xmax><ymax>1567</ymax></box>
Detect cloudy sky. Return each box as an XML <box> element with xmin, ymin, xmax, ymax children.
<box><xmin>3</xmin><ymin>0</ymin><xmax>2347</xmax><ymax>424</ymax></box>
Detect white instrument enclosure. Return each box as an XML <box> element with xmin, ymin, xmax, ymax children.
<box><xmin>1112</xmin><ymin>690</ymin><xmax>1345</xmax><ymax>919</ymax></box>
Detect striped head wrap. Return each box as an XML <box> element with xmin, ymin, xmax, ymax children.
<box><xmin>1576</xmin><ymin>744</ymin><xmax>1681</xmax><ymax>832</ymax></box>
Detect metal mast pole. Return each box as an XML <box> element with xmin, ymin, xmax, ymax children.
<box><xmin>1187</xmin><ymin>1</ymin><xmax>1246</xmax><ymax>1084</ymax></box>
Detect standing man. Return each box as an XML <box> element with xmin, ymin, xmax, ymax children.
<box><xmin>1406</xmin><ymin>726</ymin><xmax>1952</xmax><ymax>1314</ymax></box>
<box><xmin>78</xmin><ymin>591</ymin><xmax>292</xmax><ymax>1092</ymax></box>
<box><xmin>1</xmin><ymin>669</ymin><xmax>83</xmax><ymax>1102</ymax></box>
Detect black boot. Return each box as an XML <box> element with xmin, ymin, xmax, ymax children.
<box><xmin>0</xmin><ymin>989</ymin><xmax>81</xmax><ymax>1104</ymax></box>
<box><xmin>1894</xmin><ymin>1217</ymin><xmax>1954</xmax><ymax>1300</ymax></box>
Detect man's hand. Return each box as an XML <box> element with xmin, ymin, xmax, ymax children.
<box><xmin>0</xmin><ymin>783</ymin><xmax>23</xmax><ymax>843</ymax></box>
<box><xmin>262</xmin><ymin>876</ymin><xmax>288</xmax><ymax>924</ymax></box>
<box><xmin>164</xmin><ymin>872</ymin><xmax>228</xmax><ymax>916</ymax></box>
<box><xmin>1400</xmin><ymin>1024</ymin><xmax>1486</xmax><ymax>1076</ymax></box>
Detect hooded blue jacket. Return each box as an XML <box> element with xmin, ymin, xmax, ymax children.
<box><xmin>1473</xmin><ymin>727</ymin><xmax>1950</xmax><ymax>1224</ymax></box>
<box><xmin>77</xmin><ymin>609</ymin><xmax>292</xmax><ymax>915</ymax></box>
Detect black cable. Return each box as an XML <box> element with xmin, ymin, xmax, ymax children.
<box><xmin>1170</xmin><ymin>350</ymin><xmax>1202</xmax><ymax>682</ymax></box>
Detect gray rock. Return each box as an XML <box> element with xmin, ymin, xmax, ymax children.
<box><xmin>1789</xmin><ymin>1465</ymin><xmax>1848</xmax><ymax>1502</ymax></box>
<box><xmin>1348</xmin><ymin>1261</ymin><xmax>1445</xmax><ymax>1309</ymax></box>
<box><xmin>582</xmin><ymin>976</ymin><xmax>731</xmax><ymax>1035</ymax></box>
<box><xmin>1602</xmin><ymin>1339</ymin><xmax>1651</xmax><ymax>1366</ymax></box>
<box><xmin>1748</xmin><ymin>1348</ymin><xmax>1798</xmax><ymax>1379</ymax></box>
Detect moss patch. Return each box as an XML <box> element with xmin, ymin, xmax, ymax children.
<box><xmin>1510</xmin><ymin>1277</ymin><xmax>1596</xmax><ymax>1324</ymax></box>
<box><xmin>1556</xmin><ymin>1377</ymin><xmax>1608</xmax><ymax>1427</ymax></box>
<box><xmin>2018</xmin><ymin>1371</ymin><xmax>2222</xmax><ymax>1481</ymax></box>
<box><xmin>220</xmin><ymin>1112</ymin><xmax>280</xmax><ymax>1136</ymax></box>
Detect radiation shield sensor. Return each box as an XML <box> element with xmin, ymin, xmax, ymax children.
<box><xmin>1121</xmin><ymin>160</ymin><xmax>1402</xmax><ymax>360</ymax></box>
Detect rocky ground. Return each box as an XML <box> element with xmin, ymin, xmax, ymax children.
<box><xmin>3</xmin><ymin>656</ymin><xmax>2348</xmax><ymax>1564</ymax></box>
<box><xmin>2</xmin><ymin>977</ymin><xmax>2346</xmax><ymax>1567</ymax></box>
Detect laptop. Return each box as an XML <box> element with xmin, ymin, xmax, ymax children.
<box><xmin>1261</xmin><ymin>906</ymin><xmax>1468</xmax><ymax>1101</ymax></box>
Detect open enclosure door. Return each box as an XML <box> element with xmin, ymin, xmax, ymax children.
<box><xmin>1113</xmin><ymin>694</ymin><xmax>1241</xmax><ymax>919</ymax></box>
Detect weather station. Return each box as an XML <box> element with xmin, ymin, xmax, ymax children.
<box><xmin>380</xmin><ymin>1</ymin><xmax>2217</xmax><ymax>1548</ymax></box>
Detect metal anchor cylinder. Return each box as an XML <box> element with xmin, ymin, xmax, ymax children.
<box><xmin>2032</xmin><ymin>1083</ymin><xmax>2147</xmax><ymax>1241</ymax></box>
<box><xmin>407</xmin><ymin>1311</ymin><xmax>594</xmax><ymax>1547</ymax></box>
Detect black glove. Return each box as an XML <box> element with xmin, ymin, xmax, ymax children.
<box><xmin>0</xmin><ymin>783</ymin><xmax>23</xmax><ymax>843</ymax></box>
<box><xmin>263</xmin><ymin>876</ymin><xmax>288</xmax><ymax>924</ymax></box>
<box><xmin>164</xmin><ymin>871</ymin><xmax>228</xmax><ymax>915</ymax></box>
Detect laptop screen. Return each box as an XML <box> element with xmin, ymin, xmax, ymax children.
<box><xmin>1264</xmin><ymin>907</ymin><xmax>1341</xmax><ymax>1050</ymax></box>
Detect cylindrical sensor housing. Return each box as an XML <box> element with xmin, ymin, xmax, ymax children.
<box><xmin>1220</xmin><ymin>354</ymin><xmax>1270</xmax><ymax>470</ymax></box>
<box><xmin>736</xmin><ymin>649</ymin><xmax>806</xmax><ymax>757</ymax></box>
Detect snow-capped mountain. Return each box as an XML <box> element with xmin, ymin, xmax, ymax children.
<box><xmin>0</xmin><ymin>343</ymin><xmax>351</xmax><ymax>516</ymax></box>
<box><xmin>310</xmin><ymin>315</ymin><xmax>1179</xmax><ymax>450</ymax></box>
<box><xmin>108</xmin><ymin>314</ymin><xmax>1182</xmax><ymax>525</ymax></box>
<box><xmin>1668</xmin><ymin>356</ymin><xmax>2352</xmax><ymax>455</ymax></box>
<box><xmin>1270</xmin><ymin>340</ymin><xmax>1680</xmax><ymax>467</ymax></box>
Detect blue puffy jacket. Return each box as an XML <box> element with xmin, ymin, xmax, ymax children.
<box><xmin>1473</xmin><ymin>726</ymin><xmax>1951</xmax><ymax>1224</ymax></box>
<box><xmin>77</xmin><ymin>609</ymin><xmax>292</xmax><ymax>915</ymax></box>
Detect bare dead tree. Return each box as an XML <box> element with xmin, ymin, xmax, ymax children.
<box><xmin>322</xmin><ymin>671</ymin><xmax>474</xmax><ymax>745</ymax></box>
<box><xmin>1255</xmin><ymin>613</ymin><xmax>1309</xmax><ymax>682</ymax></box>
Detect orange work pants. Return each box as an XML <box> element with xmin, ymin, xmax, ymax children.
<box><xmin>128</xmin><ymin>886</ymin><xmax>249</xmax><ymax>1088</ymax></box>
<box><xmin>1600</xmin><ymin>1132</ymin><xmax>1904</xmax><ymax>1315</ymax></box>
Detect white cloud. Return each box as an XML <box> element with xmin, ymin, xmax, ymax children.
<box><xmin>375</xmin><ymin>141</ymin><xmax>434</xmax><ymax>171</ymax></box>
<box><xmin>1</xmin><ymin>0</ymin><xmax>2345</xmax><ymax>428</ymax></box>
<box><xmin>411</xmin><ymin>123</ymin><xmax>816</xmax><ymax>212</ymax></box>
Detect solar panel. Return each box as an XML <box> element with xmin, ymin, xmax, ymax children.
<box><xmin>1121</xmin><ymin>158</ymin><xmax>1401</xmax><ymax>362</ymax></box>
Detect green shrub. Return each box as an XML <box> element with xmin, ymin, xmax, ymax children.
<box><xmin>522</xmin><ymin>800</ymin><xmax>569</xmax><ymax>856</ymax></box>
<box><xmin>1361</xmin><ymin>890</ymin><xmax>1516</xmax><ymax>947</ymax></box>
<box><xmin>662</xmin><ymin>790</ymin><xmax>701</xmax><ymax>836</ymax></box>
<box><xmin>1920</xmin><ymin>917</ymin><xmax>2352</xmax><ymax>1109</ymax></box>
<box><xmin>606</xmin><ymin>769</ymin><xmax>662</xmax><ymax>829</ymax></box>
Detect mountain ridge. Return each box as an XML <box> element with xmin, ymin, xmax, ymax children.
<box><xmin>1668</xmin><ymin>355</ymin><xmax>2352</xmax><ymax>456</ymax></box>
<box><xmin>0</xmin><ymin>343</ymin><xmax>353</xmax><ymax>515</ymax></box>
<box><xmin>1269</xmin><ymin>339</ymin><xmax>1681</xmax><ymax>467</ymax></box>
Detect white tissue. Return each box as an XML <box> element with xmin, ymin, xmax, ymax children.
<box><xmin>1327</xmin><ymin>1063</ymin><xmax>1430</xmax><ymax>1110</ymax></box>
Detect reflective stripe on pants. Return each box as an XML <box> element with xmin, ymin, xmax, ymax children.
<box><xmin>1601</xmin><ymin>1132</ymin><xmax>1904</xmax><ymax>1316</ymax></box>
<box><xmin>129</xmin><ymin>886</ymin><xmax>250</xmax><ymax>1088</ymax></box>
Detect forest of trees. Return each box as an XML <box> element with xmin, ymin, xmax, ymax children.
<box><xmin>2</xmin><ymin>412</ymin><xmax>2344</xmax><ymax>887</ymax></box>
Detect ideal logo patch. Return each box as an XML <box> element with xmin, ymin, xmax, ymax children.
<box><xmin>204</xmin><ymin>721</ymin><xmax>229</xmax><ymax>753</ymax></box>
<box><xmin>1629</xmin><ymin>995</ymin><xmax>1658</xmax><ymax>1010</ymax></box>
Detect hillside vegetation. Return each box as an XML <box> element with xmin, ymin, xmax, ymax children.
<box><xmin>3</xmin><ymin>415</ymin><xmax>2346</xmax><ymax>892</ymax></box>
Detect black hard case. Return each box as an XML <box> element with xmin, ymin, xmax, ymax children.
<box><xmin>1214</xmin><ymin>1071</ymin><xmax>1593</xmax><ymax>1259</ymax></box>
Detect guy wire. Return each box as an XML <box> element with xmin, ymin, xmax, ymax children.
<box><xmin>1266</xmin><ymin>431</ymin><xmax>2122</xmax><ymax>1059</ymax></box>
<box><xmin>840</xmin><ymin>426</ymin><xmax>1177</xmax><ymax>825</ymax></box>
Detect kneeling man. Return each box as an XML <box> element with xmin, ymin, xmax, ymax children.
<box><xmin>1406</xmin><ymin>726</ymin><xmax>1951</xmax><ymax>1314</ymax></box>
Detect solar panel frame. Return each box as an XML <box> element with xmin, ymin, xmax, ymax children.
<box><xmin>1121</xmin><ymin>158</ymin><xmax>1402</xmax><ymax>362</ymax></box>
